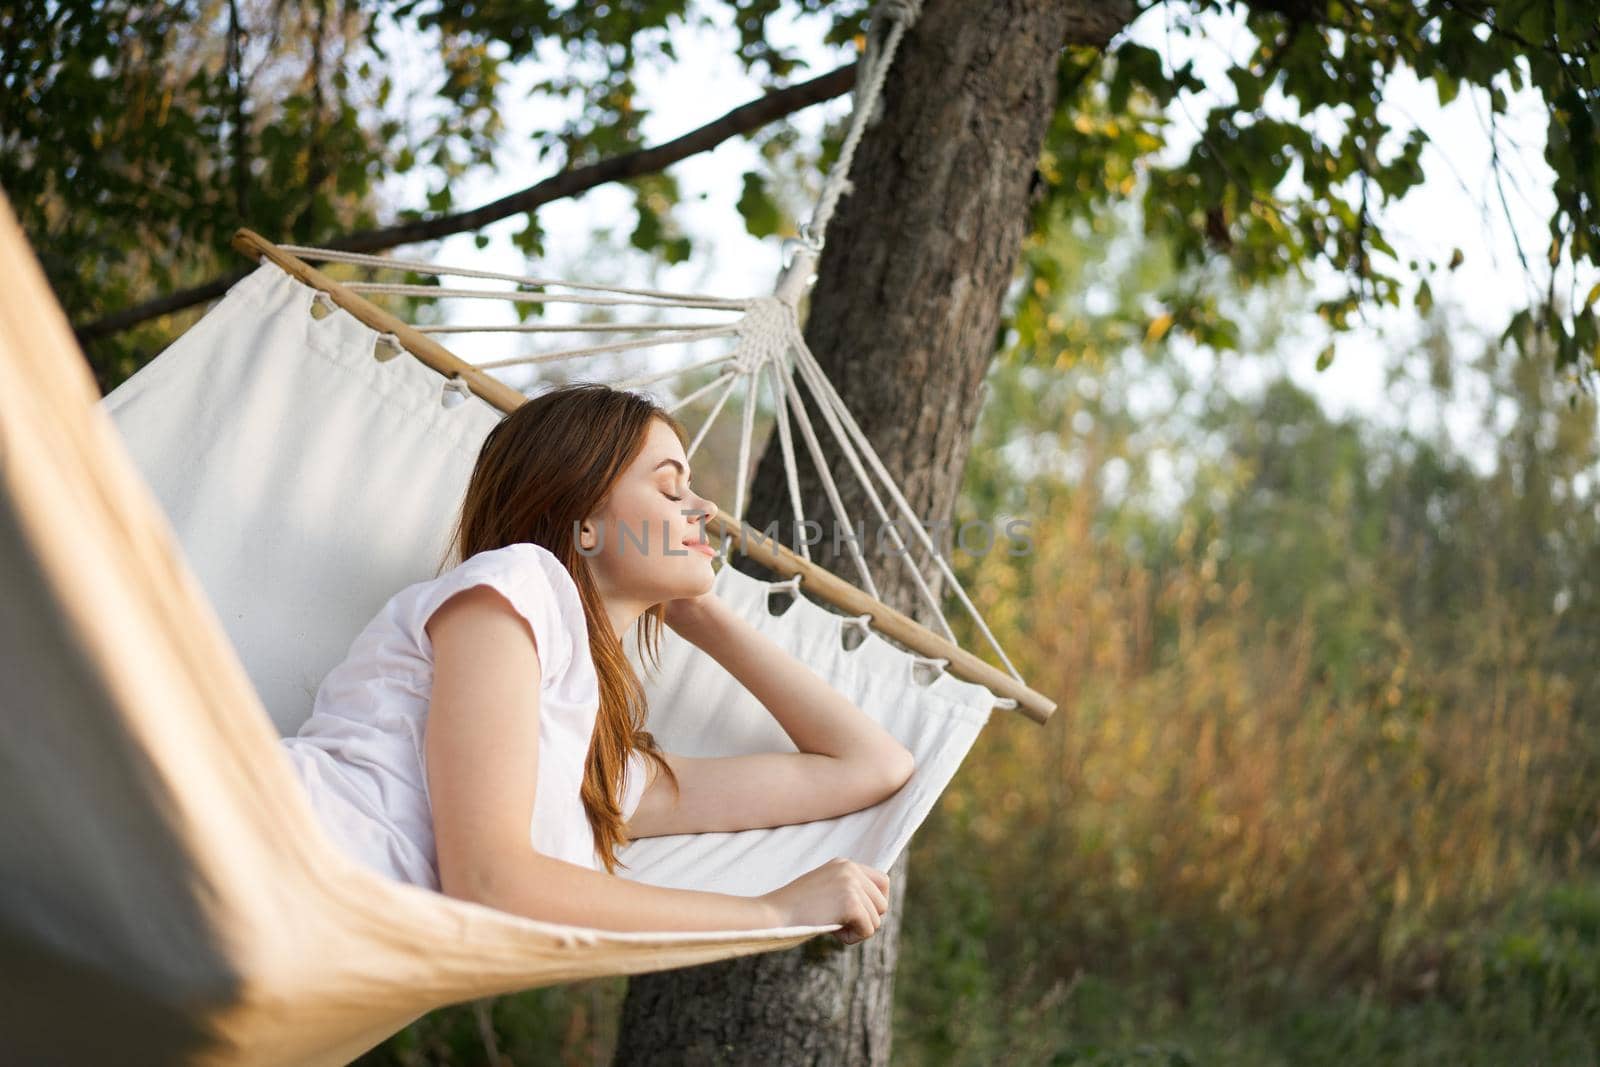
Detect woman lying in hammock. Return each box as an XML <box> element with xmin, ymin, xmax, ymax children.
<box><xmin>280</xmin><ymin>382</ymin><xmax>913</xmax><ymax>946</ymax></box>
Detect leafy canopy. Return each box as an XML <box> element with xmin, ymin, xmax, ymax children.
<box><xmin>2</xmin><ymin>1</ymin><xmax>1594</xmax><ymax>388</ymax></box>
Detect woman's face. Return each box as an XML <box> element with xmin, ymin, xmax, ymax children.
<box><xmin>577</xmin><ymin>418</ymin><xmax>720</xmax><ymax>607</ymax></box>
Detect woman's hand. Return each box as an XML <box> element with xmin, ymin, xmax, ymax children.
<box><xmin>662</xmin><ymin>589</ymin><xmax>725</xmax><ymax>637</ymax></box>
<box><xmin>759</xmin><ymin>857</ymin><xmax>891</xmax><ymax>944</ymax></box>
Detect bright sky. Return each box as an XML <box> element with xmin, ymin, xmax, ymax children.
<box><xmin>1131</xmin><ymin>4</ymin><xmax>1577</xmax><ymax>473</ymax></box>
<box><xmin>373</xmin><ymin>4</ymin><xmax>1585</xmax><ymax>483</ymax></box>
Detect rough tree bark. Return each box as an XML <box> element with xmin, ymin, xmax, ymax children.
<box><xmin>613</xmin><ymin>1</ymin><xmax>1132</xmax><ymax>1064</ymax></box>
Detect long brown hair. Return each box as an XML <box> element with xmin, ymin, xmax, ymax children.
<box><xmin>434</xmin><ymin>381</ymin><xmax>683</xmax><ymax>874</ymax></box>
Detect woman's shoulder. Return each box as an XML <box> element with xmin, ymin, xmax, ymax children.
<box><xmin>455</xmin><ymin>543</ymin><xmax>583</xmax><ymax>614</ymax></box>
<box><xmin>415</xmin><ymin>542</ymin><xmax>588</xmax><ymax>675</ymax></box>
<box><xmin>462</xmin><ymin>541</ymin><xmax>566</xmax><ymax>578</ymax></box>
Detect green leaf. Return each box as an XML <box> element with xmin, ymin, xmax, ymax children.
<box><xmin>736</xmin><ymin>171</ymin><xmax>782</xmax><ymax>239</ymax></box>
<box><xmin>630</xmin><ymin>200</ymin><xmax>664</xmax><ymax>252</ymax></box>
<box><xmin>1315</xmin><ymin>342</ymin><xmax>1335</xmax><ymax>371</ymax></box>
<box><xmin>1500</xmin><ymin>308</ymin><xmax>1533</xmax><ymax>348</ymax></box>
<box><xmin>1228</xmin><ymin>68</ymin><xmax>1265</xmax><ymax>112</ymax></box>
<box><xmin>1432</xmin><ymin>71</ymin><xmax>1460</xmax><ymax>107</ymax></box>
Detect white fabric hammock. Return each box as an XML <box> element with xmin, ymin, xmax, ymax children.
<box><xmin>102</xmin><ymin>258</ymin><xmax>998</xmax><ymax>899</ymax></box>
<box><xmin>0</xmin><ymin>189</ymin><xmax>999</xmax><ymax>1062</ymax></box>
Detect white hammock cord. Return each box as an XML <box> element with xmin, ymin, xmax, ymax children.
<box><xmin>735</xmin><ymin>365</ymin><xmax>760</xmax><ymax>529</ymax></box>
<box><xmin>765</xmin><ymin>331</ymin><xmax>881</xmax><ymax>598</ymax></box>
<box><xmin>664</xmin><ymin>370</ymin><xmax>737</xmax><ymax>414</ymax></box>
<box><xmin>789</xmin><ymin>337</ymin><xmax>1024</xmax><ymax>684</ymax></box>
<box><xmin>801</xmin><ymin>0</ymin><xmax>922</xmax><ymax>251</ymax></box>
<box><xmin>685</xmin><ymin>371</ymin><xmax>742</xmax><ymax>462</ymax></box>
<box><xmin>469</xmin><ymin>325</ymin><xmax>738</xmax><ymax>371</ymax></box>
<box><xmin>767</xmin><ymin>0</ymin><xmax>1022</xmax><ymax>696</ymax></box>
<box><xmin>784</xmin><ymin>330</ymin><xmax>956</xmax><ymax>645</ymax></box>
<box><xmin>416</xmin><ymin>320</ymin><xmax>734</xmax><ymax>335</ymax></box>
<box><xmin>764</xmin><ymin>357</ymin><xmax>813</xmax><ymax>565</ymax></box>
<box><xmin>345</xmin><ymin>281</ymin><xmax>748</xmax><ymax>312</ymax></box>
<box><xmin>726</xmin><ymin>299</ymin><xmax>794</xmax><ymax>527</ymax></box>
<box><xmin>615</xmin><ymin>351</ymin><xmax>739</xmax><ymax>391</ymax></box>
<box><xmin>277</xmin><ymin>244</ymin><xmax>745</xmax><ymax>306</ymax></box>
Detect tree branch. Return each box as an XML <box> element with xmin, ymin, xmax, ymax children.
<box><xmin>292</xmin><ymin>0</ymin><xmax>331</xmax><ymax>243</ymax></box>
<box><xmin>227</xmin><ymin>0</ymin><xmax>248</xmax><ymax>223</ymax></box>
<box><xmin>74</xmin><ymin>61</ymin><xmax>859</xmax><ymax>344</ymax></box>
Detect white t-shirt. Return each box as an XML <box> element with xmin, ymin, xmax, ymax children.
<box><xmin>280</xmin><ymin>541</ymin><xmax>650</xmax><ymax>890</ymax></box>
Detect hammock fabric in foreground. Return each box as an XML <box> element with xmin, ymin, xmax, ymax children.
<box><xmin>0</xmin><ymin>194</ymin><xmax>999</xmax><ymax>1065</ymax></box>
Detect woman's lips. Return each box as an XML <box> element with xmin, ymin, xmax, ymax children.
<box><xmin>683</xmin><ymin>537</ymin><xmax>717</xmax><ymax>558</ymax></box>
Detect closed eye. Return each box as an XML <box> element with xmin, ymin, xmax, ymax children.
<box><xmin>663</xmin><ymin>491</ymin><xmax>683</xmax><ymax>502</ymax></box>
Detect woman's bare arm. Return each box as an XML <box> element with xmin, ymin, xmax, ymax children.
<box><xmin>456</xmin><ymin>844</ymin><xmax>783</xmax><ymax>931</ymax></box>
<box><xmin>666</xmin><ymin>593</ymin><xmax>914</xmax><ymax>778</ymax></box>
<box><xmin>423</xmin><ymin>584</ymin><xmax>782</xmax><ymax>931</ymax></box>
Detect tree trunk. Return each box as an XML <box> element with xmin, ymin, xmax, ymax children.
<box><xmin>613</xmin><ymin>1</ymin><xmax>1130</xmax><ymax>1063</ymax></box>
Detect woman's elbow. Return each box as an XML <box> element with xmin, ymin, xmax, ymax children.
<box><xmin>437</xmin><ymin>843</ymin><xmax>531</xmax><ymax>912</ymax></box>
<box><xmin>438</xmin><ymin>859</ymin><xmax>499</xmax><ymax>909</ymax></box>
<box><xmin>876</xmin><ymin>745</ymin><xmax>916</xmax><ymax>798</ymax></box>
